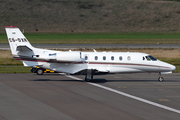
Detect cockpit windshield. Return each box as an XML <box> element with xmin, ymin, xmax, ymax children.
<box><xmin>148</xmin><ymin>55</ymin><xmax>157</xmax><ymax>61</ymax></box>
<box><xmin>144</xmin><ymin>55</ymin><xmax>157</xmax><ymax>61</ymax></box>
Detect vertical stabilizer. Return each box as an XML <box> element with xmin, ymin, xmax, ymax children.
<box><xmin>5</xmin><ymin>26</ymin><xmax>34</xmax><ymax>55</ymax></box>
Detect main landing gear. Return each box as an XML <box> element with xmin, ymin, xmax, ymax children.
<box><xmin>85</xmin><ymin>69</ymin><xmax>93</xmax><ymax>82</ymax></box>
<box><xmin>158</xmin><ymin>72</ymin><xmax>164</xmax><ymax>82</ymax></box>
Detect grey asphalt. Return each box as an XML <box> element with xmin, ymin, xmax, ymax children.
<box><xmin>0</xmin><ymin>73</ymin><xmax>180</xmax><ymax>120</ymax></box>
<box><xmin>0</xmin><ymin>43</ymin><xmax>180</xmax><ymax>50</ymax></box>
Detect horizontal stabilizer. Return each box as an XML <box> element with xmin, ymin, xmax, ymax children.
<box><xmin>23</xmin><ymin>61</ymin><xmax>39</xmax><ymax>66</ymax></box>
<box><xmin>16</xmin><ymin>46</ymin><xmax>32</xmax><ymax>52</ymax></box>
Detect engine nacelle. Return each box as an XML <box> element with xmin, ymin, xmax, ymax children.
<box><xmin>56</xmin><ymin>52</ymin><xmax>82</xmax><ymax>62</ymax></box>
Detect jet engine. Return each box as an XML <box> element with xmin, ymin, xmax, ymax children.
<box><xmin>56</xmin><ymin>52</ymin><xmax>82</xmax><ymax>62</ymax></box>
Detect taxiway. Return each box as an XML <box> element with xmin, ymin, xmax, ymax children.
<box><xmin>0</xmin><ymin>73</ymin><xmax>180</xmax><ymax>120</ymax></box>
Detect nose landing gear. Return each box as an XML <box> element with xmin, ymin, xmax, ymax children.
<box><xmin>158</xmin><ymin>72</ymin><xmax>164</xmax><ymax>82</ymax></box>
<box><xmin>158</xmin><ymin>77</ymin><xmax>164</xmax><ymax>82</ymax></box>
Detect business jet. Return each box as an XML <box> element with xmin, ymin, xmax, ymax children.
<box><xmin>5</xmin><ymin>26</ymin><xmax>176</xmax><ymax>82</ymax></box>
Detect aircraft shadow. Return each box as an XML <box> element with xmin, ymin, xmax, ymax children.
<box><xmin>31</xmin><ymin>79</ymin><xmax>178</xmax><ymax>83</ymax></box>
<box><xmin>31</xmin><ymin>79</ymin><xmax>84</xmax><ymax>82</ymax></box>
<box><xmin>31</xmin><ymin>78</ymin><xmax>178</xmax><ymax>83</ymax></box>
<box><xmin>90</xmin><ymin>79</ymin><xmax>157</xmax><ymax>83</ymax></box>
<box><xmin>90</xmin><ymin>78</ymin><xmax>178</xmax><ymax>83</ymax></box>
<box><xmin>31</xmin><ymin>74</ymin><xmax>178</xmax><ymax>83</ymax></box>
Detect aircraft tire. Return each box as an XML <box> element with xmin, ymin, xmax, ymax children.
<box><xmin>85</xmin><ymin>76</ymin><xmax>91</xmax><ymax>82</ymax></box>
<box><xmin>37</xmin><ymin>68</ymin><xmax>44</xmax><ymax>75</ymax></box>
<box><xmin>158</xmin><ymin>77</ymin><xmax>164</xmax><ymax>82</ymax></box>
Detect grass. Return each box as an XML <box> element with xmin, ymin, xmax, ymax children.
<box><xmin>1</xmin><ymin>33</ymin><xmax>180</xmax><ymax>44</ymax></box>
<box><xmin>0</xmin><ymin>50</ymin><xmax>23</xmax><ymax>65</ymax></box>
<box><xmin>0</xmin><ymin>66</ymin><xmax>31</xmax><ymax>73</ymax></box>
<box><xmin>0</xmin><ymin>58</ymin><xmax>23</xmax><ymax>65</ymax></box>
<box><xmin>24</xmin><ymin>33</ymin><xmax>180</xmax><ymax>40</ymax></box>
<box><xmin>158</xmin><ymin>58</ymin><xmax>180</xmax><ymax>66</ymax></box>
<box><xmin>175</xmin><ymin>66</ymin><xmax>180</xmax><ymax>73</ymax></box>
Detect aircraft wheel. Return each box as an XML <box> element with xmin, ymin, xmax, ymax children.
<box><xmin>158</xmin><ymin>77</ymin><xmax>164</xmax><ymax>82</ymax></box>
<box><xmin>85</xmin><ymin>76</ymin><xmax>91</xmax><ymax>82</ymax></box>
<box><xmin>37</xmin><ymin>68</ymin><xmax>44</xmax><ymax>75</ymax></box>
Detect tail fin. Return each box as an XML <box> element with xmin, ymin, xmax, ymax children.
<box><xmin>5</xmin><ymin>26</ymin><xmax>34</xmax><ymax>55</ymax></box>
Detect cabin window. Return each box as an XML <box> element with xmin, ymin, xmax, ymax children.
<box><xmin>127</xmin><ymin>56</ymin><xmax>131</xmax><ymax>61</ymax></box>
<box><xmin>95</xmin><ymin>56</ymin><xmax>98</xmax><ymax>60</ymax></box>
<box><xmin>119</xmin><ymin>56</ymin><xmax>122</xmax><ymax>61</ymax></box>
<box><xmin>111</xmin><ymin>56</ymin><xmax>114</xmax><ymax>61</ymax></box>
<box><xmin>103</xmin><ymin>56</ymin><xmax>106</xmax><ymax>60</ymax></box>
<box><xmin>85</xmin><ymin>56</ymin><xmax>88</xmax><ymax>60</ymax></box>
<box><xmin>143</xmin><ymin>57</ymin><xmax>145</xmax><ymax>61</ymax></box>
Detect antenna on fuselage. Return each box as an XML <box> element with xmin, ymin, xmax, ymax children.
<box><xmin>93</xmin><ymin>49</ymin><xmax>97</xmax><ymax>52</ymax></box>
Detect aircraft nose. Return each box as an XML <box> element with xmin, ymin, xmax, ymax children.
<box><xmin>170</xmin><ymin>65</ymin><xmax>176</xmax><ymax>71</ymax></box>
<box><xmin>159</xmin><ymin>61</ymin><xmax>176</xmax><ymax>72</ymax></box>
